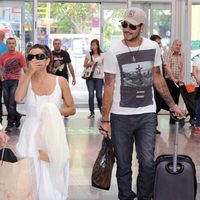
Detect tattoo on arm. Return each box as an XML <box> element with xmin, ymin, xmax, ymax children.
<box><xmin>104</xmin><ymin>73</ymin><xmax>114</xmax><ymax>87</ymax></box>
<box><xmin>102</xmin><ymin>73</ymin><xmax>115</xmax><ymax>120</ymax></box>
<box><xmin>153</xmin><ymin>67</ymin><xmax>175</xmax><ymax>108</ymax></box>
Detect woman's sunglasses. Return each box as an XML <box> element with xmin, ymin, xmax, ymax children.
<box><xmin>121</xmin><ymin>21</ymin><xmax>141</xmax><ymax>31</ymax></box>
<box><xmin>27</xmin><ymin>53</ymin><xmax>48</xmax><ymax>61</ymax></box>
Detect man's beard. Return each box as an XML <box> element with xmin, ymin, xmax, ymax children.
<box><xmin>126</xmin><ymin>34</ymin><xmax>140</xmax><ymax>42</ymax></box>
<box><xmin>124</xmin><ymin>31</ymin><xmax>140</xmax><ymax>42</ymax></box>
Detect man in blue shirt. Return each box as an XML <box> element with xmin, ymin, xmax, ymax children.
<box><xmin>0</xmin><ymin>31</ymin><xmax>8</xmax><ymax>55</ymax></box>
<box><xmin>0</xmin><ymin>30</ymin><xmax>8</xmax><ymax>125</ymax></box>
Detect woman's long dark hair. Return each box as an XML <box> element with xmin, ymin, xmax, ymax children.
<box><xmin>90</xmin><ymin>39</ymin><xmax>103</xmax><ymax>56</ymax></box>
<box><xmin>28</xmin><ymin>43</ymin><xmax>53</xmax><ymax>72</ymax></box>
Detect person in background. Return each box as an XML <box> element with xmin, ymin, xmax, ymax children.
<box><xmin>0</xmin><ymin>30</ymin><xmax>8</xmax><ymax>55</ymax></box>
<box><xmin>51</xmin><ymin>39</ymin><xmax>76</xmax><ymax>85</ymax></box>
<box><xmin>0</xmin><ymin>37</ymin><xmax>27</xmax><ymax>132</ymax></box>
<box><xmin>100</xmin><ymin>7</ymin><xmax>185</xmax><ymax>200</ymax></box>
<box><xmin>192</xmin><ymin>57</ymin><xmax>200</xmax><ymax>134</ymax></box>
<box><xmin>150</xmin><ymin>34</ymin><xmax>164</xmax><ymax>134</ymax></box>
<box><xmin>0</xmin><ymin>30</ymin><xmax>8</xmax><ymax>126</ymax></box>
<box><xmin>15</xmin><ymin>43</ymin><xmax>76</xmax><ymax>199</ymax></box>
<box><xmin>163</xmin><ymin>39</ymin><xmax>185</xmax><ymax>125</ymax></box>
<box><xmin>150</xmin><ymin>35</ymin><xmax>162</xmax><ymax>47</ymax></box>
<box><xmin>83</xmin><ymin>39</ymin><xmax>104</xmax><ymax>119</ymax></box>
<box><xmin>25</xmin><ymin>41</ymin><xmax>33</xmax><ymax>64</ymax></box>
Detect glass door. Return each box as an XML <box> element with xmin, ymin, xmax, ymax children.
<box><xmin>187</xmin><ymin>0</ymin><xmax>200</xmax><ymax>81</ymax></box>
<box><xmin>191</xmin><ymin>3</ymin><xmax>200</xmax><ymax>66</ymax></box>
<box><xmin>101</xmin><ymin>3</ymin><xmax>127</xmax><ymax>51</ymax></box>
<box><xmin>129</xmin><ymin>1</ymin><xmax>172</xmax><ymax>49</ymax></box>
<box><xmin>0</xmin><ymin>1</ymin><xmax>25</xmax><ymax>52</ymax></box>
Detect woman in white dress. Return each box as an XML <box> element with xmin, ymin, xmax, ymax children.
<box><xmin>15</xmin><ymin>44</ymin><xmax>76</xmax><ymax>200</ymax></box>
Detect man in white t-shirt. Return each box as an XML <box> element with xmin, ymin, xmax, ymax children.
<box><xmin>99</xmin><ymin>7</ymin><xmax>185</xmax><ymax>200</ymax></box>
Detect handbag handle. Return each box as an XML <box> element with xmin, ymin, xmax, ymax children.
<box><xmin>0</xmin><ymin>147</ymin><xmax>5</xmax><ymax>165</ymax></box>
<box><xmin>0</xmin><ymin>143</ymin><xmax>13</xmax><ymax>165</ymax></box>
<box><xmin>90</xmin><ymin>52</ymin><xmax>93</xmax><ymax>62</ymax></box>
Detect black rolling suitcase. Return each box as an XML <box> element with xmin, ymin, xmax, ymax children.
<box><xmin>153</xmin><ymin>120</ymin><xmax>197</xmax><ymax>200</ymax></box>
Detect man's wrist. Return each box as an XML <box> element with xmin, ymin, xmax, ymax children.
<box><xmin>101</xmin><ymin>120</ymin><xmax>110</xmax><ymax>123</ymax></box>
<box><xmin>169</xmin><ymin>104</ymin><xmax>178</xmax><ymax>112</ymax></box>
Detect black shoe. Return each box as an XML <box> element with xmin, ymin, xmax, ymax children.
<box><xmin>5</xmin><ymin>125</ymin><xmax>14</xmax><ymax>132</ymax></box>
<box><xmin>138</xmin><ymin>198</ymin><xmax>151</xmax><ymax>200</ymax></box>
<box><xmin>88</xmin><ymin>113</ymin><xmax>94</xmax><ymax>119</ymax></box>
<box><xmin>156</xmin><ymin>129</ymin><xmax>161</xmax><ymax>134</ymax></box>
<box><xmin>15</xmin><ymin>115</ymin><xmax>22</xmax><ymax>128</ymax></box>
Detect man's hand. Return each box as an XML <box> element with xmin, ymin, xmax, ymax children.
<box><xmin>170</xmin><ymin>104</ymin><xmax>186</xmax><ymax>119</ymax></box>
<box><xmin>99</xmin><ymin>122</ymin><xmax>111</xmax><ymax>139</ymax></box>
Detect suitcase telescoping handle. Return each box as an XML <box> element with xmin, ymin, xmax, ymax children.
<box><xmin>173</xmin><ymin>120</ymin><xmax>179</xmax><ymax>173</ymax></box>
<box><xmin>172</xmin><ymin>117</ymin><xmax>185</xmax><ymax>173</ymax></box>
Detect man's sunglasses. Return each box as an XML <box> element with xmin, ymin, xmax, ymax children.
<box><xmin>27</xmin><ymin>53</ymin><xmax>48</xmax><ymax>61</ymax></box>
<box><xmin>121</xmin><ymin>21</ymin><xmax>141</xmax><ymax>31</ymax></box>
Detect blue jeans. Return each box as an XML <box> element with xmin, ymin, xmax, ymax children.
<box><xmin>3</xmin><ymin>80</ymin><xmax>20</xmax><ymax>125</ymax></box>
<box><xmin>111</xmin><ymin>113</ymin><xmax>157</xmax><ymax>200</ymax></box>
<box><xmin>195</xmin><ymin>87</ymin><xmax>200</xmax><ymax>127</ymax></box>
<box><xmin>86</xmin><ymin>78</ymin><xmax>104</xmax><ymax>114</ymax></box>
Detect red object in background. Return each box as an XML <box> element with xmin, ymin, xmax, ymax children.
<box><xmin>1</xmin><ymin>26</ymin><xmax>15</xmax><ymax>38</ymax></box>
<box><xmin>185</xmin><ymin>84</ymin><xmax>195</xmax><ymax>93</ymax></box>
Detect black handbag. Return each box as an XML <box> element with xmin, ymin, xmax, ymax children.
<box><xmin>0</xmin><ymin>147</ymin><xmax>17</xmax><ymax>163</ymax></box>
<box><xmin>91</xmin><ymin>137</ymin><xmax>115</xmax><ymax>190</ymax></box>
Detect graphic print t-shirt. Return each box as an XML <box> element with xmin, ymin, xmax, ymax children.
<box><xmin>0</xmin><ymin>51</ymin><xmax>26</xmax><ymax>80</ymax></box>
<box><xmin>52</xmin><ymin>50</ymin><xmax>71</xmax><ymax>80</ymax></box>
<box><xmin>104</xmin><ymin>38</ymin><xmax>162</xmax><ymax>115</ymax></box>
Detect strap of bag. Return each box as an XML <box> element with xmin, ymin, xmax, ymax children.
<box><xmin>89</xmin><ymin>52</ymin><xmax>97</xmax><ymax>77</ymax></box>
<box><xmin>0</xmin><ymin>147</ymin><xmax>5</xmax><ymax>165</ymax></box>
<box><xmin>90</xmin><ymin>52</ymin><xmax>93</xmax><ymax>62</ymax></box>
<box><xmin>0</xmin><ymin>143</ymin><xmax>13</xmax><ymax>165</ymax></box>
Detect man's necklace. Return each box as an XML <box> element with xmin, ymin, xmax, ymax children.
<box><xmin>124</xmin><ymin>38</ymin><xmax>142</xmax><ymax>62</ymax></box>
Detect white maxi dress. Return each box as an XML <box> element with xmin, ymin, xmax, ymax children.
<box><xmin>16</xmin><ymin>76</ymin><xmax>69</xmax><ymax>200</ymax></box>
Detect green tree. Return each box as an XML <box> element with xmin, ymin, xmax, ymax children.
<box><xmin>50</xmin><ymin>3</ymin><xmax>100</xmax><ymax>34</ymax></box>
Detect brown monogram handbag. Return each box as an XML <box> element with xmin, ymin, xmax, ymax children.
<box><xmin>91</xmin><ymin>137</ymin><xmax>115</xmax><ymax>190</ymax></box>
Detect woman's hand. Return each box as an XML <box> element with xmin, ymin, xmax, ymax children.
<box><xmin>29</xmin><ymin>60</ymin><xmax>45</xmax><ymax>73</ymax></box>
<box><xmin>88</xmin><ymin>61</ymin><xmax>96</xmax><ymax>67</ymax></box>
<box><xmin>0</xmin><ymin>132</ymin><xmax>10</xmax><ymax>146</ymax></box>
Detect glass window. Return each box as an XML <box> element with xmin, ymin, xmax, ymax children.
<box><xmin>102</xmin><ymin>8</ymin><xmax>125</xmax><ymax>51</ymax></box>
<box><xmin>191</xmin><ymin>4</ymin><xmax>200</xmax><ymax>66</ymax></box>
<box><xmin>0</xmin><ymin>5</ymin><xmax>23</xmax><ymax>51</ymax></box>
<box><xmin>130</xmin><ymin>2</ymin><xmax>171</xmax><ymax>50</ymax></box>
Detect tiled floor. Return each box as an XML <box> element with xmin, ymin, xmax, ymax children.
<box><xmin>5</xmin><ymin>109</ymin><xmax>200</xmax><ymax>200</ymax></box>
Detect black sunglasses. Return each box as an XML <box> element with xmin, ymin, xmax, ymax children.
<box><xmin>27</xmin><ymin>53</ymin><xmax>48</xmax><ymax>61</ymax></box>
<box><xmin>121</xmin><ymin>21</ymin><xmax>141</xmax><ymax>31</ymax></box>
